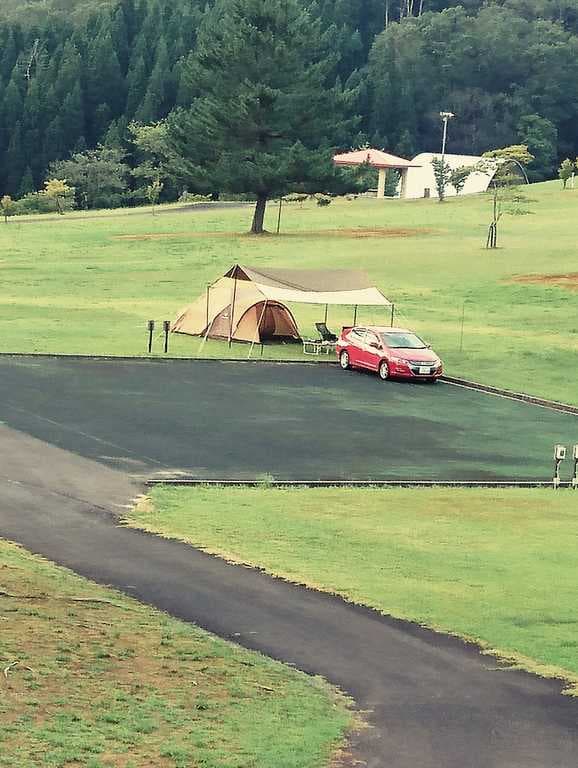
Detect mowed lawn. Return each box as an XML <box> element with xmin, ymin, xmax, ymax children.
<box><xmin>0</xmin><ymin>539</ymin><xmax>351</xmax><ymax>768</ymax></box>
<box><xmin>130</xmin><ymin>487</ymin><xmax>578</xmax><ymax>691</ymax></box>
<box><xmin>1</xmin><ymin>183</ymin><xmax>577</xmax><ymax>403</ymax></box>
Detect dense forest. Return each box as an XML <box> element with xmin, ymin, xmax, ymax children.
<box><xmin>1</xmin><ymin>0</ymin><xmax>578</xmax><ymax>200</ymax></box>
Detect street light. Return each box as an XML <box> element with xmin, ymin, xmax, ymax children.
<box><xmin>439</xmin><ymin>111</ymin><xmax>455</xmax><ymax>159</ymax></box>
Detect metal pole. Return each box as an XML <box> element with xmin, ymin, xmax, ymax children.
<box><xmin>276</xmin><ymin>197</ymin><xmax>283</xmax><ymax>234</ymax></box>
<box><xmin>163</xmin><ymin>320</ymin><xmax>170</xmax><ymax>353</ymax></box>
<box><xmin>228</xmin><ymin>274</ymin><xmax>238</xmax><ymax>348</ymax></box>
<box><xmin>324</xmin><ymin>304</ymin><xmax>328</xmax><ymax>324</ymax></box>
<box><xmin>353</xmin><ymin>305</ymin><xmax>358</xmax><ymax>325</ymax></box>
<box><xmin>205</xmin><ymin>284</ymin><xmax>210</xmax><ymax>330</ymax></box>
<box><xmin>147</xmin><ymin>320</ymin><xmax>155</xmax><ymax>353</ymax></box>
<box><xmin>390</xmin><ymin>304</ymin><xmax>395</xmax><ymax>326</ymax></box>
<box><xmin>248</xmin><ymin>300</ymin><xmax>268</xmax><ymax>358</ymax></box>
<box><xmin>459</xmin><ymin>301</ymin><xmax>466</xmax><ymax>352</ymax></box>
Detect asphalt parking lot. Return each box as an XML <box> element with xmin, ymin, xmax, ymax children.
<box><xmin>0</xmin><ymin>356</ymin><xmax>575</xmax><ymax>481</ymax></box>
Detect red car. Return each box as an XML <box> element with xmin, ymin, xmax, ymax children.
<box><xmin>336</xmin><ymin>326</ymin><xmax>443</xmax><ymax>382</ymax></box>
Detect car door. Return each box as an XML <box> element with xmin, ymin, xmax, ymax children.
<box><xmin>346</xmin><ymin>327</ymin><xmax>366</xmax><ymax>365</ymax></box>
<box><xmin>360</xmin><ymin>330</ymin><xmax>382</xmax><ymax>370</ymax></box>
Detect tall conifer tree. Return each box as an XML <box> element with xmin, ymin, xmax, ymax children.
<box><xmin>168</xmin><ymin>0</ymin><xmax>353</xmax><ymax>233</ymax></box>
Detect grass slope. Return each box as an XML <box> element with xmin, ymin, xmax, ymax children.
<box><xmin>1</xmin><ymin>183</ymin><xmax>577</xmax><ymax>402</ymax></box>
<box><xmin>130</xmin><ymin>486</ymin><xmax>578</xmax><ymax>691</ymax></box>
<box><xmin>0</xmin><ymin>538</ymin><xmax>350</xmax><ymax>768</ymax></box>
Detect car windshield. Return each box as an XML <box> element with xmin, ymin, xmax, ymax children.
<box><xmin>380</xmin><ymin>332</ymin><xmax>426</xmax><ymax>349</ymax></box>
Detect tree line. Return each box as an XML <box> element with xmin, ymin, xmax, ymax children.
<box><xmin>2</xmin><ymin>0</ymin><xmax>578</xmax><ymax>207</ymax></box>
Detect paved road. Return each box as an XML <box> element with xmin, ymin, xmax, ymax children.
<box><xmin>0</xmin><ymin>357</ymin><xmax>576</xmax><ymax>481</ymax></box>
<box><xmin>6</xmin><ymin>201</ymin><xmax>253</xmax><ymax>225</ymax></box>
<box><xmin>1</xmin><ymin>423</ymin><xmax>578</xmax><ymax>767</ymax></box>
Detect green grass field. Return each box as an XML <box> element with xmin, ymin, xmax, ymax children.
<box><xmin>129</xmin><ymin>487</ymin><xmax>578</xmax><ymax>692</ymax></box>
<box><xmin>0</xmin><ymin>539</ymin><xmax>351</xmax><ymax>768</ymax></box>
<box><xmin>1</xmin><ymin>183</ymin><xmax>577</xmax><ymax>403</ymax></box>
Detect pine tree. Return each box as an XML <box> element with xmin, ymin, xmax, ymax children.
<box><xmin>17</xmin><ymin>166</ymin><xmax>35</xmax><ymax>197</ymax></box>
<box><xmin>168</xmin><ymin>0</ymin><xmax>352</xmax><ymax>233</ymax></box>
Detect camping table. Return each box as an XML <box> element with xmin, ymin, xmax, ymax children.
<box><xmin>302</xmin><ymin>340</ymin><xmax>335</xmax><ymax>355</ymax></box>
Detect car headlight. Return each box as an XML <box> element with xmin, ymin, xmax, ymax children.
<box><xmin>390</xmin><ymin>356</ymin><xmax>408</xmax><ymax>365</ymax></box>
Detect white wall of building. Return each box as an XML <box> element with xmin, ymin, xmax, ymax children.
<box><xmin>401</xmin><ymin>153</ymin><xmax>495</xmax><ymax>199</ymax></box>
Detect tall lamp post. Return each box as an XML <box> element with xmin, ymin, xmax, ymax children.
<box><xmin>439</xmin><ymin>111</ymin><xmax>454</xmax><ymax>160</ymax></box>
<box><xmin>438</xmin><ymin>111</ymin><xmax>454</xmax><ymax>201</ymax></box>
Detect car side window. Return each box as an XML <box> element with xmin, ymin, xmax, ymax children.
<box><xmin>349</xmin><ymin>327</ymin><xmax>366</xmax><ymax>341</ymax></box>
<box><xmin>366</xmin><ymin>331</ymin><xmax>381</xmax><ymax>347</ymax></box>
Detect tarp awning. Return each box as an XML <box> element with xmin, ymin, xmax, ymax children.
<box><xmin>224</xmin><ymin>265</ymin><xmax>391</xmax><ymax>306</ymax></box>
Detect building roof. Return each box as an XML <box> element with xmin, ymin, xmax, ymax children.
<box><xmin>333</xmin><ymin>148</ymin><xmax>419</xmax><ymax>169</ymax></box>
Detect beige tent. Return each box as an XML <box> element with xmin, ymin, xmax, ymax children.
<box><xmin>172</xmin><ymin>264</ymin><xmax>391</xmax><ymax>344</ymax></box>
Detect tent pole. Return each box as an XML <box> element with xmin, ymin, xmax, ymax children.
<box><xmin>248</xmin><ymin>300</ymin><xmax>268</xmax><ymax>359</ymax></box>
<box><xmin>353</xmin><ymin>305</ymin><xmax>357</xmax><ymax>325</ymax></box>
<box><xmin>198</xmin><ymin>285</ymin><xmax>214</xmax><ymax>356</ymax></box>
<box><xmin>390</xmin><ymin>303</ymin><xmax>395</xmax><ymax>326</ymax></box>
<box><xmin>228</xmin><ymin>274</ymin><xmax>238</xmax><ymax>348</ymax></box>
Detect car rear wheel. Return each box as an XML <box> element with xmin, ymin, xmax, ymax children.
<box><xmin>339</xmin><ymin>350</ymin><xmax>350</xmax><ymax>370</ymax></box>
<box><xmin>378</xmin><ymin>361</ymin><xmax>390</xmax><ymax>380</ymax></box>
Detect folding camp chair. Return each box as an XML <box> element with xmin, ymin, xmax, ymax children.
<box><xmin>315</xmin><ymin>322</ymin><xmax>338</xmax><ymax>343</ymax></box>
<box><xmin>302</xmin><ymin>322</ymin><xmax>336</xmax><ymax>355</ymax></box>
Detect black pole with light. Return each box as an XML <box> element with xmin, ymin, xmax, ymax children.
<box><xmin>147</xmin><ymin>320</ymin><xmax>155</xmax><ymax>354</ymax></box>
<box><xmin>163</xmin><ymin>320</ymin><xmax>170</xmax><ymax>353</ymax></box>
<box><xmin>553</xmin><ymin>444</ymin><xmax>566</xmax><ymax>489</ymax></box>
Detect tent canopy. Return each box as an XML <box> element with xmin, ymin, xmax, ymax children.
<box><xmin>224</xmin><ymin>264</ymin><xmax>391</xmax><ymax>306</ymax></box>
<box><xmin>172</xmin><ymin>265</ymin><xmax>391</xmax><ymax>344</ymax></box>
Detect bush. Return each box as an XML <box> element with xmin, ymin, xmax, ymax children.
<box><xmin>13</xmin><ymin>191</ymin><xmax>75</xmax><ymax>216</ymax></box>
<box><xmin>315</xmin><ymin>194</ymin><xmax>332</xmax><ymax>206</ymax></box>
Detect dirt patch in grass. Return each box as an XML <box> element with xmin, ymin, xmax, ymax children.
<box><xmin>114</xmin><ymin>227</ymin><xmax>433</xmax><ymax>241</ymax></box>
<box><xmin>511</xmin><ymin>273</ymin><xmax>578</xmax><ymax>291</ymax></box>
<box><xmin>0</xmin><ymin>540</ymin><xmax>351</xmax><ymax>768</ymax></box>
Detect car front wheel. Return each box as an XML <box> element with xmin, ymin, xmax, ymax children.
<box><xmin>378</xmin><ymin>360</ymin><xmax>390</xmax><ymax>381</ymax></box>
<box><xmin>339</xmin><ymin>350</ymin><xmax>350</xmax><ymax>370</ymax></box>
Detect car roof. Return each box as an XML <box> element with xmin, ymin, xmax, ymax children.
<box><xmin>364</xmin><ymin>326</ymin><xmax>413</xmax><ymax>334</ymax></box>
